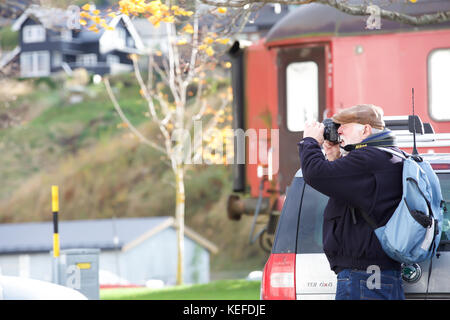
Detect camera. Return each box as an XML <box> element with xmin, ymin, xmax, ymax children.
<box><xmin>323</xmin><ymin>118</ymin><xmax>340</xmax><ymax>144</ymax></box>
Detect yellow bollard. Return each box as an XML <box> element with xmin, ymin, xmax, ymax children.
<box><xmin>52</xmin><ymin>186</ymin><xmax>60</xmax><ymax>258</ymax></box>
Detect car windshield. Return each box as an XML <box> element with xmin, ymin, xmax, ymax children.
<box><xmin>296</xmin><ymin>173</ymin><xmax>450</xmax><ymax>254</ymax></box>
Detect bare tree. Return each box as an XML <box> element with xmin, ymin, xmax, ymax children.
<box><xmin>83</xmin><ymin>0</ymin><xmax>248</xmax><ymax>285</ymax></box>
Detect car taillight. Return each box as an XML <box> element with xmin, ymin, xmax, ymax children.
<box><xmin>261</xmin><ymin>253</ymin><xmax>296</xmax><ymax>300</ymax></box>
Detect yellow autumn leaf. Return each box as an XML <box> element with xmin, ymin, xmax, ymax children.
<box><xmin>162</xmin><ymin>15</ymin><xmax>175</xmax><ymax>23</ymax></box>
<box><xmin>79</xmin><ymin>19</ymin><xmax>87</xmax><ymax>26</ymax></box>
<box><xmin>409</xmin><ymin>0</ymin><xmax>417</xmax><ymax>2</ymax></box>
<box><xmin>108</xmin><ymin>12</ymin><xmax>117</xmax><ymax>18</ymax></box>
<box><xmin>205</xmin><ymin>46</ymin><xmax>214</xmax><ymax>56</ymax></box>
<box><xmin>215</xmin><ymin>38</ymin><xmax>230</xmax><ymax>45</ymax></box>
<box><xmin>148</xmin><ymin>16</ymin><xmax>161</xmax><ymax>27</ymax></box>
<box><xmin>217</xmin><ymin>7</ymin><xmax>227</xmax><ymax>14</ymax></box>
<box><xmin>182</xmin><ymin>23</ymin><xmax>194</xmax><ymax>34</ymax></box>
<box><xmin>177</xmin><ymin>39</ymin><xmax>188</xmax><ymax>45</ymax></box>
<box><xmin>92</xmin><ymin>16</ymin><xmax>101</xmax><ymax>24</ymax></box>
<box><xmin>198</xmin><ymin>44</ymin><xmax>208</xmax><ymax>50</ymax></box>
<box><xmin>224</xmin><ymin>62</ymin><xmax>232</xmax><ymax>68</ymax></box>
<box><xmin>203</xmin><ymin>37</ymin><xmax>214</xmax><ymax>44</ymax></box>
<box><xmin>81</xmin><ymin>3</ymin><xmax>90</xmax><ymax>11</ymax></box>
<box><xmin>88</xmin><ymin>24</ymin><xmax>99</xmax><ymax>33</ymax></box>
<box><xmin>93</xmin><ymin>9</ymin><xmax>100</xmax><ymax>15</ymax></box>
<box><xmin>80</xmin><ymin>11</ymin><xmax>91</xmax><ymax>18</ymax></box>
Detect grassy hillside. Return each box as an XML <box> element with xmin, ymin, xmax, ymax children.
<box><xmin>0</xmin><ymin>74</ymin><xmax>268</xmax><ymax>276</ymax></box>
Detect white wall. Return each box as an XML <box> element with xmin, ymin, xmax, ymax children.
<box><xmin>119</xmin><ymin>228</ymin><xmax>210</xmax><ymax>285</ymax></box>
<box><xmin>0</xmin><ymin>252</ymin><xmax>53</xmax><ymax>282</ymax></box>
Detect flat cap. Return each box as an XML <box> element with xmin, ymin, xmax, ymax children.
<box><xmin>331</xmin><ymin>104</ymin><xmax>385</xmax><ymax>130</ymax></box>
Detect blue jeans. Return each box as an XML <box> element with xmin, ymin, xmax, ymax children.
<box><xmin>335</xmin><ymin>269</ymin><xmax>405</xmax><ymax>300</ymax></box>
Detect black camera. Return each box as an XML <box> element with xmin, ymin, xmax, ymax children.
<box><xmin>323</xmin><ymin>118</ymin><xmax>340</xmax><ymax>144</ymax></box>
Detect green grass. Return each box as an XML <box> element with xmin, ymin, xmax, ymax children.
<box><xmin>100</xmin><ymin>280</ymin><xmax>261</xmax><ymax>300</ymax></box>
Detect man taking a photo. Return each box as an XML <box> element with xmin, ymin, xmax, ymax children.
<box><xmin>298</xmin><ymin>104</ymin><xmax>405</xmax><ymax>300</ymax></box>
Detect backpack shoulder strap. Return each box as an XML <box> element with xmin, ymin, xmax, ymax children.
<box><xmin>353</xmin><ymin>146</ymin><xmax>406</xmax><ymax>229</ymax></box>
<box><xmin>375</xmin><ymin>146</ymin><xmax>408</xmax><ymax>160</ymax></box>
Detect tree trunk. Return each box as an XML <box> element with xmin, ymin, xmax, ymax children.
<box><xmin>175</xmin><ymin>163</ymin><xmax>185</xmax><ymax>285</ymax></box>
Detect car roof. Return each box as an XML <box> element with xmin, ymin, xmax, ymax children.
<box><xmin>420</xmin><ymin>153</ymin><xmax>450</xmax><ymax>162</ymax></box>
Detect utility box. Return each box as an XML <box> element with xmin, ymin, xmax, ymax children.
<box><xmin>51</xmin><ymin>248</ymin><xmax>100</xmax><ymax>300</ymax></box>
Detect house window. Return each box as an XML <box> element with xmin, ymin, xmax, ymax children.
<box><xmin>20</xmin><ymin>51</ymin><xmax>50</xmax><ymax>77</ymax></box>
<box><xmin>429</xmin><ymin>48</ymin><xmax>450</xmax><ymax>121</ymax></box>
<box><xmin>107</xmin><ymin>54</ymin><xmax>120</xmax><ymax>65</ymax></box>
<box><xmin>286</xmin><ymin>61</ymin><xmax>319</xmax><ymax>132</ymax></box>
<box><xmin>77</xmin><ymin>53</ymin><xmax>97</xmax><ymax>66</ymax></box>
<box><xmin>23</xmin><ymin>25</ymin><xmax>46</xmax><ymax>43</ymax></box>
<box><xmin>53</xmin><ymin>51</ymin><xmax>62</xmax><ymax>67</ymax></box>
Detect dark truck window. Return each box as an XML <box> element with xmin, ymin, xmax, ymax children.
<box><xmin>296</xmin><ymin>184</ymin><xmax>328</xmax><ymax>254</ymax></box>
<box><xmin>296</xmin><ymin>173</ymin><xmax>450</xmax><ymax>254</ymax></box>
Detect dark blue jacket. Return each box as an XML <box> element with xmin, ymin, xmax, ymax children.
<box><xmin>298</xmin><ymin>137</ymin><xmax>403</xmax><ymax>274</ymax></box>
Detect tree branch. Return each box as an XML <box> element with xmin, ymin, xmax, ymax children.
<box><xmin>103</xmin><ymin>77</ymin><xmax>166</xmax><ymax>154</ymax></box>
<box><xmin>130</xmin><ymin>58</ymin><xmax>175</xmax><ymax>164</ymax></box>
<box><xmin>198</xmin><ymin>0</ymin><xmax>450</xmax><ymax>26</ymax></box>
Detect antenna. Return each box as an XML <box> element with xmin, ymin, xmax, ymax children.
<box><xmin>412</xmin><ymin>88</ymin><xmax>419</xmax><ymax>156</ymax></box>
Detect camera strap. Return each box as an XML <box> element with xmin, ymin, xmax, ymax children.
<box><xmin>342</xmin><ymin>131</ymin><xmax>397</xmax><ymax>152</ymax></box>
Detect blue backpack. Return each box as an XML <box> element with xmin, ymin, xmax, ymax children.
<box><xmin>358</xmin><ymin>147</ymin><xmax>444</xmax><ymax>265</ymax></box>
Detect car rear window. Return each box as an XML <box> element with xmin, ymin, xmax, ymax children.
<box><xmin>296</xmin><ymin>184</ymin><xmax>328</xmax><ymax>254</ymax></box>
<box><xmin>296</xmin><ymin>173</ymin><xmax>450</xmax><ymax>254</ymax></box>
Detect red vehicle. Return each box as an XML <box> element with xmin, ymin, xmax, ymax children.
<box><xmin>227</xmin><ymin>1</ymin><xmax>450</xmax><ymax>252</ymax></box>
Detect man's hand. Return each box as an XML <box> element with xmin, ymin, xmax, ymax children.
<box><xmin>323</xmin><ymin>140</ymin><xmax>341</xmax><ymax>161</ymax></box>
<box><xmin>303</xmin><ymin>121</ymin><xmax>325</xmax><ymax>146</ymax></box>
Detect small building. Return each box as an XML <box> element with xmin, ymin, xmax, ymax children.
<box><xmin>6</xmin><ymin>5</ymin><xmax>145</xmax><ymax>78</ymax></box>
<box><xmin>0</xmin><ymin>216</ymin><xmax>218</xmax><ymax>286</ymax></box>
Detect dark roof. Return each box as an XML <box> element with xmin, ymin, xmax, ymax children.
<box><xmin>0</xmin><ymin>216</ymin><xmax>173</xmax><ymax>254</ymax></box>
<box><xmin>265</xmin><ymin>0</ymin><xmax>450</xmax><ymax>44</ymax></box>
